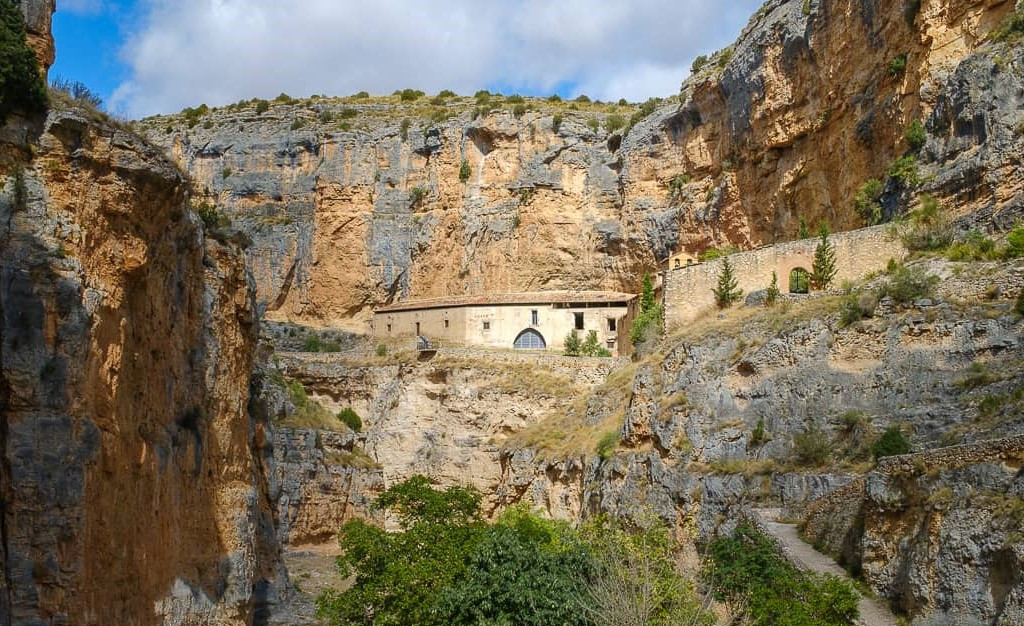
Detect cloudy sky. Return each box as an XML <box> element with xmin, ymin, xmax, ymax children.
<box><xmin>51</xmin><ymin>0</ymin><xmax>763</xmax><ymax>118</ymax></box>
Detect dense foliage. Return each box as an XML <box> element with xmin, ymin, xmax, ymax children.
<box><xmin>872</xmin><ymin>425</ymin><xmax>912</xmax><ymax>459</ymax></box>
<box><xmin>707</xmin><ymin>523</ymin><xmax>859</xmax><ymax>626</ymax></box>
<box><xmin>630</xmin><ymin>272</ymin><xmax>664</xmax><ymax>349</ymax></box>
<box><xmin>810</xmin><ymin>224</ymin><xmax>837</xmax><ymax>290</ymax></box>
<box><xmin>0</xmin><ymin>0</ymin><xmax>47</xmax><ymax>121</ymax></box>
<box><xmin>318</xmin><ymin>477</ymin><xmax>713</xmax><ymax>626</ymax></box>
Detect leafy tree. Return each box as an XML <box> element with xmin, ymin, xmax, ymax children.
<box><xmin>0</xmin><ymin>0</ymin><xmax>48</xmax><ymax>122</ymax></box>
<box><xmin>564</xmin><ymin>329</ymin><xmax>582</xmax><ymax>356</ymax></box>
<box><xmin>317</xmin><ymin>476</ymin><xmax>486</xmax><ymax>626</ymax></box>
<box><xmin>854</xmin><ymin>179</ymin><xmax>884</xmax><ymax>225</ymax></box>
<box><xmin>713</xmin><ymin>257</ymin><xmax>743</xmax><ymax>308</ymax></box>
<box><xmin>764</xmin><ymin>271</ymin><xmax>781</xmax><ymax>307</ymax></box>
<box><xmin>872</xmin><ymin>425</ymin><xmax>911</xmax><ymax>459</ymax></box>
<box><xmin>582</xmin><ymin>516</ymin><xmax>714</xmax><ymax>626</ymax></box>
<box><xmin>437</xmin><ymin>507</ymin><xmax>594</xmax><ymax>626</ymax></box>
<box><xmin>707</xmin><ymin>523</ymin><xmax>859</xmax><ymax>626</ymax></box>
<box><xmin>630</xmin><ymin>272</ymin><xmax>664</xmax><ymax>348</ymax></box>
<box><xmin>810</xmin><ymin>223</ymin><xmax>837</xmax><ymax>290</ymax></box>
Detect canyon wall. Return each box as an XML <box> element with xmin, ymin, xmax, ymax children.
<box><xmin>144</xmin><ymin>0</ymin><xmax>1024</xmax><ymax>331</ymax></box>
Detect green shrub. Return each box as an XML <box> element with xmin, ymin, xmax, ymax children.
<box><xmin>595</xmin><ymin>430</ymin><xmax>619</xmax><ymax>459</ymax></box>
<box><xmin>547</xmin><ymin>93</ymin><xmax>561</xmax><ymax>102</ymax></box>
<box><xmin>604</xmin><ymin>114</ymin><xmax>627</xmax><ymax>133</ymax></box>
<box><xmin>903</xmin><ymin>194</ymin><xmax>954</xmax><ymax>252</ymax></box>
<box><xmin>838</xmin><ymin>290</ymin><xmax>878</xmax><ymax>326</ymax></box>
<box><xmin>303</xmin><ymin>334</ymin><xmax>323</xmax><ymax>352</ymax></box>
<box><xmin>254</xmin><ymin>100</ymin><xmax>269</xmax><ymax>114</ymax></box>
<box><xmin>872</xmin><ymin>425</ymin><xmax>911</xmax><ymax>459</ymax></box>
<box><xmin>879</xmin><ymin>264</ymin><xmax>936</xmax><ymax>304</ymax></box>
<box><xmin>459</xmin><ymin>158</ymin><xmax>471</xmax><ymax>182</ymax></box>
<box><xmin>707</xmin><ymin>523</ymin><xmax>859</xmax><ymax>626</ymax></box>
<box><xmin>0</xmin><ymin>1</ymin><xmax>47</xmax><ymax>122</ymax></box>
<box><xmin>888</xmin><ymin>53</ymin><xmax>908</xmax><ymax>77</ymax></box>
<box><xmin>991</xmin><ymin>5</ymin><xmax>1024</xmax><ymax>42</ymax></box>
<box><xmin>803</xmin><ymin>0</ymin><xmax>811</xmax><ymax>16</ymax></box>
<box><xmin>1005</xmin><ymin>223</ymin><xmax>1024</xmax><ymax>258</ymax></box>
<box><xmin>713</xmin><ymin>257</ymin><xmax>743</xmax><ymax>308</ymax></box>
<box><xmin>375</xmin><ymin>344</ymin><xmax>388</xmax><ymax>357</ymax></box>
<box><xmin>764</xmin><ymin>271</ymin><xmax>781</xmax><ymax>307</ymax></box>
<box><xmin>551</xmin><ymin>113</ymin><xmax>563</xmax><ymax>133</ymax></box>
<box><xmin>575</xmin><ymin>94</ymin><xmax>591</xmax><ymax>103</ymax></box>
<box><xmin>338</xmin><ymin>107</ymin><xmax>358</xmax><ymax>119</ymax></box>
<box><xmin>290</xmin><ymin>119</ymin><xmax>305</xmax><ymax>131</ymax></box>
<box><xmin>275</xmin><ymin>92</ymin><xmax>293</xmax><ymax>103</ymax></box>
<box><xmin>409</xmin><ymin>186</ymin><xmax>427</xmax><ymax>205</ymax></box>
<box><xmin>400</xmin><ymin>118</ymin><xmax>410</xmax><ymax>141</ymax></box>
<box><xmin>854</xmin><ymin>178</ymin><xmax>884</xmax><ymax>225</ymax></box>
<box><xmin>699</xmin><ymin>245</ymin><xmax>738</xmax><ymax>261</ymax></box>
<box><xmin>337</xmin><ymin>407</ymin><xmax>362</xmax><ymax>432</ymax></box>
<box><xmin>905</xmin><ymin>119</ymin><xmax>927</xmax><ymax>151</ymax></box>
<box><xmin>887</xmin><ymin>155</ymin><xmax>919</xmax><ymax>186</ymax></box>
<box><xmin>398</xmin><ymin>88</ymin><xmax>424</xmax><ymax>102</ymax></box>
<box><xmin>840</xmin><ymin>410</ymin><xmax>869</xmax><ymax>432</ymax></box>
<box><xmin>193</xmin><ymin>201</ymin><xmax>230</xmax><ymax>230</ymax></box>
<box><xmin>793</xmin><ymin>425</ymin><xmax>831</xmax><ymax>466</ymax></box>
<box><xmin>586</xmin><ymin>117</ymin><xmax>600</xmax><ymax>133</ymax></box>
<box><xmin>945</xmin><ymin>230</ymin><xmax>998</xmax><ymax>260</ymax></box>
<box><xmin>437</xmin><ymin>89</ymin><xmax>456</xmax><ymax>98</ymax></box>
<box><xmin>512</xmin><ymin>103</ymin><xmax>527</xmax><ymax>118</ymax></box>
<box><xmin>505</xmin><ymin>94</ymin><xmax>524</xmax><ymax>104</ymax></box>
<box><xmin>750</xmin><ymin>418</ymin><xmax>768</xmax><ymax>446</ymax></box>
<box><xmin>563</xmin><ymin>329</ymin><xmax>582</xmax><ymax>356</ymax></box>
<box><xmin>691</xmin><ymin>54</ymin><xmax>709</xmax><ymax>73</ymax></box>
<box><xmin>351</xmin><ymin>90</ymin><xmax>370</xmax><ymax>99</ymax></box>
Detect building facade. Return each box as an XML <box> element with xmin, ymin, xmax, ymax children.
<box><xmin>371</xmin><ymin>292</ymin><xmax>635</xmax><ymax>355</ymax></box>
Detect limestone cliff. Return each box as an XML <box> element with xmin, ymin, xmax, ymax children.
<box><xmin>0</xmin><ymin>102</ymin><xmax>280</xmax><ymax>624</ymax></box>
<box><xmin>143</xmin><ymin>0</ymin><xmax>1023</xmax><ymax>331</ymax></box>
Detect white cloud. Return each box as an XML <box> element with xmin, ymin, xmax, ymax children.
<box><xmin>111</xmin><ymin>0</ymin><xmax>763</xmax><ymax>117</ymax></box>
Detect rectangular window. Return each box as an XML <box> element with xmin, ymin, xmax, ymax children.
<box><xmin>531</xmin><ymin>310</ymin><xmax>539</xmax><ymax>325</ymax></box>
<box><xmin>444</xmin><ymin>319</ymin><xmax>450</xmax><ymax>329</ymax></box>
<box><xmin>574</xmin><ymin>312</ymin><xmax>584</xmax><ymax>330</ymax></box>
<box><xmin>483</xmin><ymin>321</ymin><xmax>490</xmax><ymax>330</ymax></box>
<box><xmin>415</xmin><ymin>322</ymin><xmax>421</xmax><ymax>335</ymax></box>
<box><xmin>386</xmin><ymin>324</ymin><xmax>392</xmax><ymax>333</ymax></box>
<box><xmin>607</xmin><ymin>317</ymin><xmax>617</xmax><ymax>332</ymax></box>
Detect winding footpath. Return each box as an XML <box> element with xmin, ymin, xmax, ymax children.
<box><xmin>753</xmin><ymin>509</ymin><xmax>899</xmax><ymax>626</ymax></box>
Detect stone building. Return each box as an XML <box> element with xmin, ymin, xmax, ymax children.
<box><xmin>371</xmin><ymin>291</ymin><xmax>635</xmax><ymax>355</ymax></box>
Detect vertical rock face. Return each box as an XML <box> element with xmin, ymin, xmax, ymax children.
<box><xmin>145</xmin><ymin>0</ymin><xmax>1023</xmax><ymax>331</ymax></box>
<box><xmin>0</xmin><ymin>106</ymin><xmax>279</xmax><ymax>623</ymax></box>
<box><xmin>15</xmin><ymin>0</ymin><xmax>54</xmax><ymax>77</ymax></box>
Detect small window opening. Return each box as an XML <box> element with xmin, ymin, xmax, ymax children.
<box><xmin>444</xmin><ymin>319</ymin><xmax>450</xmax><ymax>329</ymax></box>
<box><xmin>574</xmin><ymin>312</ymin><xmax>584</xmax><ymax>330</ymax></box>
<box><xmin>607</xmin><ymin>318</ymin><xmax>617</xmax><ymax>332</ymax></box>
<box><xmin>415</xmin><ymin>322</ymin><xmax>421</xmax><ymax>335</ymax></box>
<box><xmin>386</xmin><ymin>324</ymin><xmax>392</xmax><ymax>333</ymax></box>
<box><xmin>483</xmin><ymin>321</ymin><xmax>491</xmax><ymax>330</ymax></box>
<box><xmin>531</xmin><ymin>310</ymin><xmax>539</xmax><ymax>325</ymax></box>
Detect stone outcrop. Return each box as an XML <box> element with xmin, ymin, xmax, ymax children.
<box><xmin>802</xmin><ymin>436</ymin><xmax>1024</xmax><ymax>625</ymax></box>
<box><xmin>0</xmin><ymin>104</ymin><xmax>280</xmax><ymax>624</ymax></box>
<box><xmin>15</xmin><ymin>0</ymin><xmax>54</xmax><ymax>77</ymax></box>
<box><xmin>142</xmin><ymin>0</ymin><xmax>1024</xmax><ymax>332</ymax></box>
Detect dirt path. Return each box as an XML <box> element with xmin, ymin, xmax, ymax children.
<box><xmin>754</xmin><ymin>509</ymin><xmax>899</xmax><ymax>626</ymax></box>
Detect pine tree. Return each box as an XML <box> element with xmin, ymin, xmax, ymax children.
<box><xmin>764</xmin><ymin>271</ymin><xmax>781</xmax><ymax>307</ymax></box>
<box><xmin>713</xmin><ymin>257</ymin><xmax>743</xmax><ymax>308</ymax></box>
<box><xmin>810</xmin><ymin>223</ymin><xmax>837</xmax><ymax>290</ymax></box>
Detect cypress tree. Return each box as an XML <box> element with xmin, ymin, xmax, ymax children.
<box><xmin>764</xmin><ymin>271</ymin><xmax>781</xmax><ymax>306</ymax></box>
<box><xmin>810</xmin><ymin>223</ymin><xmax>837</xmax><ymax>290</ymax></box>
<box><xmin>713</xmin><ymin>257</ymin><xmax>743</xmax><ymax>308</ymax></box>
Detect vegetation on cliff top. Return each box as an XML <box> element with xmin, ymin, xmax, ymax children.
<box><xmin>0</xmin><ymin>0</ymin><xmax>47</xmax><ymax>121</ymax></box>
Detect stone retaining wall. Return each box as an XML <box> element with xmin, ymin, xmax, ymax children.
<box><xmin>664</xmin><ymin>225</ymin><xmax>907</xmax><ymax>323</ymax></box>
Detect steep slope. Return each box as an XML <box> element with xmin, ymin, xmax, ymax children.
<box><xmin>144</xmin><ymin>0</ymin><xmax>1023</xmax><ymax>330</ymax></box>
<box><xmin>0</xmin><ymin>3</ymin><xmax>285</xmax><ymax>623</ymax></box>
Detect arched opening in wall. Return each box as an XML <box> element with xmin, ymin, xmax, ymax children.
<box><xmin>513</xmin><ymin>328</ymin><xmax>546</xmax><ymax>350</ymax></box>
<box><xmin>789</xmin><ymin>268</ymin><xmax>810</xmax><ymax>294</ymax></box>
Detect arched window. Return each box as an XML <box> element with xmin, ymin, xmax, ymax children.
<box><xmin>789</xmin><ymin>268</ymin><xmax>810</xmax><ymax>294</ymax></box>
<box><xmin>513</xmin><ymin>328</ymin><xmax>547</xmax><ymax>350</ymax></box>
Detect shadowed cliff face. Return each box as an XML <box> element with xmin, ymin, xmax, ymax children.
<box><xmin>0</xmin><ymin>104</ymin><xmax>279</xmax><ymax>624</ymax></box>
<box><xmin>144</xmin><ymin>0</ymin><xmax>1023</xmax><ymax>331</ymax></box>
<box><xmin>15</xmin><ymin>0</ymin><xmax>54</xmax><ymax>77</ymax></box>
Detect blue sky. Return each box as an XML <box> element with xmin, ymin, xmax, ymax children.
<box><xmin>50</xmin><ymin>0</ymin><xmax>763</xmax><ymax>119</ymax></box>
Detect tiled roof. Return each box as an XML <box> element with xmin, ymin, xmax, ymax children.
<box><xmin>375</xmin><ymin>291</ymin><xmax>637</xmax><ymax>313</ymax></box>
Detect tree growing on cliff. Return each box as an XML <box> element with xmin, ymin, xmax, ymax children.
<box><xmin>810</xmin><ymin>224</ymin><xmax>837</xmax><ymax>290</ymax></box>
<box><xmin>0</xmin><ymin>0</ymin><xmax>48</xmax><ymax>122</ymax></box>
<box><xmin>713</xmin><ymin>258</ymin><xmax>743</xmax><ymax>308</ymax></box>
<box><xmin>630</xmin><ymin>272</ymin><xmax>664</xmax><ymax>350</ymax></box>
